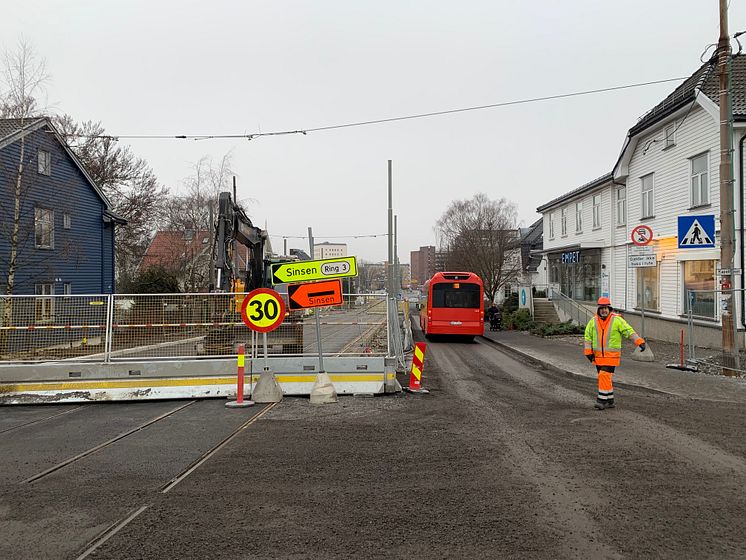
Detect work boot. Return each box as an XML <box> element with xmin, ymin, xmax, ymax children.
<box><xmin>606</xmin><ymin>401</ymin><xmax>615</xmax><ymax>409</ymax></box>
<box><xmin>594</xmin><ymin>401</ymin><xmax>607</xmax><ymax>410</ymax></box>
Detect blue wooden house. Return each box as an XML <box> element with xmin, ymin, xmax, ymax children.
<box><xmin>0</xmin><ymin>117</ymin><xmax>125</xmax><ymax>297</ymax></box>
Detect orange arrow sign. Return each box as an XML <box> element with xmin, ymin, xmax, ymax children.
<box><xmin>288</xmin><ymin>279</ymin><xmax>343</xmax><ymax>310</ymax></box>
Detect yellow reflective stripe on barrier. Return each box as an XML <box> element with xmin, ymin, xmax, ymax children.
<box><xmin>0</xmin><ymin>373</ymin><xmax>396</xmax><ymax>393</ymax></box>
<box><xmin>410</xmin><ymin>365</ymin><xmax>422</xmax><ymax>381</ymax></box>
<box><xmin>237</xmin><ymin>354</ymin><xmax>245</xmax><ymax>368</ymax></box>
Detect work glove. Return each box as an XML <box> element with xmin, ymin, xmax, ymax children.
<box><xmin>639</xmin><ymin>343</ymin><xmax>646</xmax><ymax>352</ymax></box>
<box><xmin>586</xmin><ymin>354</ymin><xmax>594</xmax><ymax>363</ymax></box>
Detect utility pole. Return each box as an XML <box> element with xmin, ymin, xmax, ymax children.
<box><xmin>387</xmin><ymin>161</ymin><xmax>394</xmax><ymax>297</ymax></box>
<box><xmin>718</xmin><ymin>0</ymin><xmax>739</xmax><ymax>375</ymax></box>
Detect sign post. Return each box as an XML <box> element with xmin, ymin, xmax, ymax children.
<box><xmin>630</xmin><ymin>226</ymin><xmax>655</xmax><ymax>338</ymax></box>
<box><xmin>237</xmin><ymin>288</ymin><xmax>286</xmax><ymax>404</ymax></box>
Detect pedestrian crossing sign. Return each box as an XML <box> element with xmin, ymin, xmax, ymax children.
<box><xmin>678</xmin><ymin>215</ymin><xmax>715</xmax><ymax>248</ymax></box>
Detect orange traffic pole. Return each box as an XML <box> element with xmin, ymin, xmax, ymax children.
<box><xmin>226</xmin><ymin>343</ymin><xmax>255</xmax><ymax>408</ymax></box>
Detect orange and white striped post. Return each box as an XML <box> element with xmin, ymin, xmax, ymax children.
<box><xmin>405</xmin><ymin>342</ymin><xmax>429</xmax><ymax>394</ymax></box>
<box><xmin>226</xmin><ymin>343</ymin><xmax>255</xmax><ymax>408</ymax></box>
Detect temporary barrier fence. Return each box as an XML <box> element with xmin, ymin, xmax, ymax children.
<box><xmin>0</xmin><ymin>292</ymin><xmax>403</xmax><ymax>365</ymax></box>
<box><xmin>685</xmin><ymin>288</ymin><xmax>746</xmax><ymax>375</ymax></box>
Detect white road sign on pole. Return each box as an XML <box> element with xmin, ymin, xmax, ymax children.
<box><xmin>628</xmin><ymin>254</ymin><xmax>657</xmax><ymax>268</ymax></box>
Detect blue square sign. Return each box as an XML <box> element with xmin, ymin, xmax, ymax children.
<box><xmin>678</xmin><ymin>215</ymin><xmax>715</xmax><ymax>248</ymax></box>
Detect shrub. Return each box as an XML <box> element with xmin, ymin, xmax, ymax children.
<box><xmin>531</xmin><ymin>321</ymin><xmax>584</xmax><ymax>337</ymax></box>
<box><xmin>504</xmin><ymin>308</ymin><xmax>535</xmax><ymax>331</ymax></box>
<box><xmin>501</xmin><ymin>292</ymin><xmax>519</xmax><ymax>315</ymax></box>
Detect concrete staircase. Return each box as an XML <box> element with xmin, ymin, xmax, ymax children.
<box><xmin>532</xmin><ymin>298</ymin><xmax>560</xmax><ymax>324</ymax></box>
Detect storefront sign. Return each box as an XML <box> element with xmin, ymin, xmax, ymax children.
<box><xmin>561</xmin><ymin>251</ymin><xmax>581</xmax><ymax>264</ymax></box>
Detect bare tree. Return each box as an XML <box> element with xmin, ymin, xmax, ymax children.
<box><xmin>159</xmin><ymin>153</ymin><xmax>235</xmax><ymax>232</ymax></box>
<box><xmin>435</xmin><ymin>193</ymin><xmax>521</xmax><ymax>303</ymax></box>
<box><xmin>0</xmin><ymin>40</ymin><xmax>49</xmax><ymax>296</ymax></box>
<box><xmin>53</xmin><ymin>115</ymin><xmax>168</xmax><ymax>286</ymax></box>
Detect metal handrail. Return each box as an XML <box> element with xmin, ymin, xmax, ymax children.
<box><xmin>549</xmin><ymin>288</ymin><xmax>594</xmax><ymax>326</ymax></box>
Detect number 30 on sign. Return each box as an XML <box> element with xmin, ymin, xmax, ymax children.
<box><xmin>240</xmin><ymin>288</ymin><xmax>286</xmax><ymax>332</ymax></box>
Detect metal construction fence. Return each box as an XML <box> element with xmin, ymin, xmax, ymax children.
<box><xmin>684</xmin><ymin>288</ymin><xmax>746</xmax><ymax>373</ymax></box>
<box><xmin>0</xmin><ymin>292</ymin><xmax>405</xmax><ymax>365</ymax></box>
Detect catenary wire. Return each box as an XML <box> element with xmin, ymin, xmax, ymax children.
<box><xmin>68</xmin><ymin>77</ymin><xmax>689</xmax><ymax>141</ymax></box>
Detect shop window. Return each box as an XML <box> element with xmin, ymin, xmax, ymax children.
<box><xmin>682</xmin><ymin>260</ymin><xmax>715</xmax><ymax>318</ymax></box>
<box><xmin>636</xmin><ymin>264</ymin><xmax>660</xmax><ymax>311</ymax></box>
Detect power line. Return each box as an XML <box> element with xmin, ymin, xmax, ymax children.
<box><xmin>72</xmin><ymin>76</ymin><xmax>688</xmax><ymax>141</ymax></box>
<box><xmin>268</xmin><ymin>233</ymin><xmax>388</xmax><ymax>240</ymax></box>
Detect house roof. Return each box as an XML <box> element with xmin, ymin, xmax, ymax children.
<box><xmin>0</xmin><ymin>117</ymin><xmax>45</xmax><ymax>139</ymax></box>
<box><xmin>140</xmin><ymin>230</ymin><xmax>212</xmax><ymax>270</ymax></box>
<box><xmin>629</xmin><ymin>53</ymin><xmax>746</xmax><ymax>137</ymax></box>
<box><xmin>0</xmin><ymin>116</ymin><xmax>126</xmax><ymax>224</ymax></box>
<box><xmin>535</xmin><ymin>172</ymin><xmax>613</xmax><ymax>213</ymax></box>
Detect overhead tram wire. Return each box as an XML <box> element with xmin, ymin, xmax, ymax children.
<box><xmin>70</xmin><ymin>76</ymin><xmax>688</xmax><ymax>142</ymax></box>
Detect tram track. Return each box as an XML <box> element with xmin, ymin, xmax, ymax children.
<box><xmin>72</xmin><ymin>402</ymin><xmax>277</xmax><ymax>559</ymax></box>
<box><xmin>0</xmin><ymin>405</ymin><xmax>85</xmax><ymax>436</ymax></box>
<box><xmin>21</xmin><ymin>400</ymin><xmax>197</xmax><ymax>484</ymax></box>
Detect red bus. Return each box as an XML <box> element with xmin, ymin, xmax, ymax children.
<box><xmin>419</xmin><ymin>272</ymin><xmax>484</xmax><ymax>339</ymax></box>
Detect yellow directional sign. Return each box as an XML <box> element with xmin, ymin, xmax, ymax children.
<box><xmin>271</xmin><ymin>256</ymin><xmax>357</xmax><ymax>285</ymax></box>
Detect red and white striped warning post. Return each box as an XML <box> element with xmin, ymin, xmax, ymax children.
<box><xmin>405</xmin><ymin>342</ymin><xmax>429</xmax><ymax>394</ymax></box>
<box><xmin>226</xmin><ymin>343</ymin><xmax>255</xmax><ymax>408</ymax></box>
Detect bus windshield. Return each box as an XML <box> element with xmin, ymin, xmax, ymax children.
<box><xmin>431</xmin><ymin>283</ymin><xmax>480</xmax><ymax>309</ymax></box>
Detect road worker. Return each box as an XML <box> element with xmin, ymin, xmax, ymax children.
<box><xmin>583</xmin><ymin>297</ymin><xmax>646</xmax><ymax>410</ymax></box>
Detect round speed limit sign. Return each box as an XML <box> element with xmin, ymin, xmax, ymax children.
<box><xmin>240</xmin><ymin>288</ymin><xmax>286</xmax><ymax>333</ymax></box>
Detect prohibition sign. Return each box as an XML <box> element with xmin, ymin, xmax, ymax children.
<box><xmin>631</xmin><ymin>225</ymin><xmax>653</xmax><ymax>246</ymax></box>
<box><xmin>240</xmin><ymin>288</ymin><xmax>286</xmax><ymax>332</ymax></box>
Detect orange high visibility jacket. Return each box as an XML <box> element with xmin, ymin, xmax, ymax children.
<box><xmin>584</xmin><ymin>312</ymin><xmax>644</xmax><ymax>366</ymax></box>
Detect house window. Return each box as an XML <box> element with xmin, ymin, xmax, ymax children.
<box><xmin>35</xmin><ymin>283</ymin><xmax>55</xmax><ymax>323</ymax></box>
<box><xmin>63</xmin><ymin>213</ymin><xmax>71</xmax><ymax>229</ymax></box>
<box><xmin>592</xmin><ymin>195</ymin><xmax>601</xmax><ymax>229</ymax></box>
<box><xmin>575</xmin><ymin>202</ymin><xmax>583</xmax><ymax>233</ymax></box>
<box><xmin>690</xmin><ymin>152</ymin><xmax>709</xmax><ymax>207</ymax></box>
<box><xmin>38</xmin><ymin>150</ymin><xmax>51</xmax><ymax>175</ymax></box>
<box><xmin>35</xmin><ymin>207</ymin><xmax>54</xmax><ymax>249</ymax></box>
<box><xmin>636</xmin><ymin>264</ymin><xmax>660</xmax><ymax>312</ymax></box>
<box><xmin>63</xmin><ymin>283</ymin><xmax>72</xmax><ymax>296</ymax></box>
<box><xmin>641</xmin><ymin>174</ymin><xmax>654</xmax><ymax>218</ymax></box>
<box><xmin>683</xmin><ymin>260</ymin><xmax>716</xmax><ymax>318</ymax></box>
<box><xmin>561</xmin><ymin>207</ymin><xmax>567</xmax><ymax>236</ymax></box>
<box><xmin>548</xmin><ymin>213</ymin><xmax>555</xmax><ymax>239</ymax></box>
<box><xmin>664</xmin><ymin>123</ymin><xmax>676</xmax><ymax>148</ymax></box>
<box><xmin>616</xmin><ymin>187</ymin><xmax>626</xmax><ymax>226</ymax></box>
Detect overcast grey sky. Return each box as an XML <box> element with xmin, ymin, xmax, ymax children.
<box><xmin>2</xmin><ymin>1</ymin><xmax>745</xmax><ymax>262</ymax></box>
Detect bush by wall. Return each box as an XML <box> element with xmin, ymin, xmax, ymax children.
<box><xmin>504</xmin><ymin>308</ymin><xmax>535</xmax><ymax>331</ymax></box>
<box><xmin>531</xmin><ymin>321</ymin><xmax>584</xmax><ymax>337</ymax></box>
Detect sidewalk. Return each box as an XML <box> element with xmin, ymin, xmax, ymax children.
<box><xmin>480</xmin><ymin>328</ymin><xmax>746</xmax><ymax>403</ymax></box>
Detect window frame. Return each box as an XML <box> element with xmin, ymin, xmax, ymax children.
<box><xmin>592</xmin><ymin>194</ymin><xmax>601</xmax><ymax>229</ymax></box>
<box><xmin>690</xmin><ymin>152</ymin><xmax>709</xmax><ymax>208</ymax></box>
<box><xmin>37</xmin><ymin>150</ymin><xmax>51</xmax><ymax>175</ymax></box>
<box><xmin>641</xmin><ymin>173</ymin><xmax>654</xmax><ymax>219</ymax></box>
<box><xmin>560</xmin><ymin>207</ymin><xmax>567</xmax><ymax>236</ymax></box>
<box><xmin>575</xmin><ymin>201</ymin><xmax>583</xmax><ymax>233</ymax></box>
<box><xmin>548</xmin><ymin>212</ymin><xmax>555</xmax><ymax>239</ymax></box>
<box><xmin>616</xmin><ymin>186</ymin><xmax>626</xmax><ymax>226</ymax></box>
<box><xmin>34</xmin><ymin>207</ymin><xmax>55</xmax><ymax>249</ymax></box>
<box><xmin>63</xmin><ymin>212</ymin><xmax>71</xmax><ymax>230</ymax></box>
<box><xmin>663</xmin><ymin>123</ymin><xmax>676</xmax><ymax>149</ymax></box>
<box><xmin>35</xmin><ymin>283</ymin><xmax>55</xmax><ymax>323</ymax></box>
